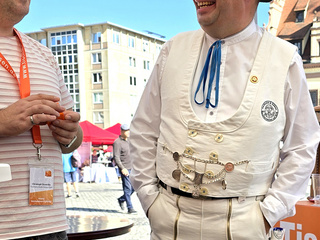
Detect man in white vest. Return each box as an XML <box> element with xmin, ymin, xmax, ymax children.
<box><xmin>130</xmin><ymin>0</ymin><xmax>320</xmax><ymax>239</ymax></box>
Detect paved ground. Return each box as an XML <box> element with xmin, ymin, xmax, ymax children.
<box><xmin>64</xmin><ymin>181</ymin><xmax>151</xmax><ymax>240</ymax></box>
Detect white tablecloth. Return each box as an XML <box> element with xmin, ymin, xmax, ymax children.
<box><xmin>82</xmin><ymin>164</ymin><xmax>119</xmax><ymax>183</ymax></box>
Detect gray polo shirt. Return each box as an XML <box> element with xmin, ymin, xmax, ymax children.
<box><xmin>113</xmin><ymin>136</ymin><xmax>131</xmax><ymax>170</ymax></box>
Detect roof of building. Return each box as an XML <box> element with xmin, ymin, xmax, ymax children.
<box><xmin>28</xmin><ymin>21</ymin><xmax>166</xmax><ymax>42</ymax></box>
<box><xmin>277</xmin><ymin>0</ymin><xmax>320</xmax><ymax>40</ymax></box>
<box><xmin>294</xmin><ymin>0</ymin><xmax>310</xmax><ymax>11</ymax></box>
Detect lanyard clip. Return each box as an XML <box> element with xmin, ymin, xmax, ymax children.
<box><xmin>33</xmin><ymin>143</ymin><xmax>43</xmax><ymax>160</ymax></box>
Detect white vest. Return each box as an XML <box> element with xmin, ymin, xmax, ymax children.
<box><xmin>156</xmin><ymin>29</ymin><xmax>296</xmax><ymax>198</ymax></box>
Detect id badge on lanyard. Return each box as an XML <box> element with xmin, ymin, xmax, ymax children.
<box><xmin>0</xmin><ymin>28</ymin><xmax>54</xmax><ymax>205</ymax></box>
<box><xmin>29</xmin><ymin>162</ymin><xmax>54</xmax><ymax>205</ymax></box>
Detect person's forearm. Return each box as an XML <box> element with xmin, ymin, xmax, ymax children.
<box><xmin>114</xmin><ymin>157</ymin><xmax>124</xmax><ymax>170</ymax></box>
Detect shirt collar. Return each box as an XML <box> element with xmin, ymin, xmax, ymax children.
<box><xmin>119</xmin><ymin>135</ymin><xmax>128</xmax><ymax>141</ymax></box>
<box><xmin>205</xmin><ymin>19</ymin><xmax>258</xmax><ymax>46</ymax></box>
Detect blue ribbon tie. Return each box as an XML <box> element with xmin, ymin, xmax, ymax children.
<box><xmin>194</xmin><ymin>40</ymin><xmax>222</xmax><ymax>109</ymax></box>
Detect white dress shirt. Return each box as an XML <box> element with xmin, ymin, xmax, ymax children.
<box><xmin>130</xmin><ymin>20</ymin><xmax>320</xmax><ymax>227</ymax></box>
<box><xmin>192</xmin><ymin>20</ymin><xmax>262</xmax><ymax>122</ymax></box>
<box><xmin>191</xmin><ymin>20</ymin><xmax>320</xmax><ymax>226</ymax></box>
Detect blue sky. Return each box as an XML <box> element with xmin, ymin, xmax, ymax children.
<box><xmin>16</xmin><ymin>0</ymin><xmax>270</xmax><ymax>40</ymax></box>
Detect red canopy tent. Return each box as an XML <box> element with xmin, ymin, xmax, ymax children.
<box><xmin>105</xmin><ymin>123</ymin><xmax>121</xmax><ymax>136</ymax></box>
<box><xmin>78</xmin><ymin>121</ymin><xmax>118</xmax><ymax>179</ymax></box>
<box><xmin>80</xmin><ymin>121</ymin><xmax>118</xmax><ymax>145</ymax></box>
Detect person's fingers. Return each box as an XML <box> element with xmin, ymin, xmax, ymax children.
<box><xmin>50</xmin><ymin>119</ymin><xmax>79</xmax><ymax>132</ymax></box>
<box><xmin>25</xmin><ymin>94</ymin><xmax>60</xmax><ymax>103</ymax></box>
<box><xmin>63</xmin><ymin>111</ymin><xmax>81</xmax><ymax>122</ymax></box>
<box><xmin>30</xmin><ymin>114</ymin><xmax>58</xmax><ymax>125</ymax></box>
<box><xmin>49</xmin><ymin>121</ymin><xmax>79</xmax><ymax>142</ymax></box>
<box><xmin>0</xmin><ymin>95</ymin><xmax>63</xmax><ymax>137</ymax></box>
<box><xmin>51</xmin><ymin>125</ymin><xmax>79</xmax><ymax>145</ymax></box>
<box><xmin>26</xmin><ymin>100</ymin><xmax>64</xmax><ymax>116</ymax></box>
<box><xmin>51</xmin><ymin>131</ymin><xmax>73</xmax><ymax>145</ymax></box>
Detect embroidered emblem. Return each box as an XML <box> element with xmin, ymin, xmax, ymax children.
<box><xmin>261</xmin><ymin>100</ymin><xmax>279</xmax><ymax>122</ymax></box>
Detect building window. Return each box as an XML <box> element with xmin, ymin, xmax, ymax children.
<box><xmin>56</xmin><ymin>36</ymin><xmax>61</xmax><ymax>45</ymax></box>
<box><xmin>51</xmin><ymin>33</ymin><xmax>76</xmax><ymax>46</ymax></box>
<box><xmin>290</xmin><ymin>40</ymin><xmax>302</xmax><ymax>55</ymax></box>
<box><xmin>92</xmin><ymin>53</ymin><xmax>101</xmax><ymax>63</ymax></box>
<box><xmin>128</xmin><ymin>36</ymin><xmax>135</xmax><ymax>48</ymax></box>
<box><xmin>113</xmin><ymin>31</ymin><xmax>120</xmax><ymax>44</ymax></box>
<box><xmin>310</xmin><ymin>90</ymin><xmax>318</xmax><ymax>106</ymax></box>
<box><xmin>50</xmin><ymin>30</ymin><xmax>80</xmax><ymax>114</ymax></box>
<box><xmin>143</xmin><ymin>40</ymin><xmax>149</xmax><ymax>52</ymax></box>
<box><xmin>75</xmin><ymin>103</ymin><xmax>80</xmax><ymax>113</ymax></box>
<box><xmin>143</xmin><ymin>60</ymin><xmax>150</xmax><ymax>70</ymax></box>
<box><xmin>129</xmin><ymin>57</ymin><xmax>136</xmax><ymax>67</ymax></box>
<box><xmin>156</xmin><ymin>44</ymin><xmax>162</xmax><ymax>55</ymax></box>
<box><xmin>93</xmin><ymin>72</ymin><xmax>102</xmax><ymax>83</ymax></box>
<box><xmin>93</xmin><ymin>92</ymin><xmax>103</xmax><ymax>104</ymax></box>
<box><xmin>130</xmin><ymin>76</ymin><xmax>136</xmax><ymax>86</ymax></box>
<box><xmin>72</xmin><ymin>34</ymin><xmax>77</xmax><ymax>44</ymax></box>
<box><xmin>92</xmin><ymin>32</ymin><xmax>101</xmax><ymax>43</ymax></box>
<box><xmin>296</xmin><ymin>11</ymin><xmax>304</xmax><ymax>23</ymax></box>
<box><xmin>62</xmin><ymin>36</ymin><xmax>67</xmax><ymax>44</ymax></box>
<box><xmin>93</xmin><ymin>112</ymin><xmax>104</xmax><ymax>123</ymax></box>
<box><xmin>51</xmin><ymin>37</ymin><xmax>56</xmax><ymax>46</ymax></box>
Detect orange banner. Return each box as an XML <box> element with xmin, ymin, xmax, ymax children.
<box><xmin>274</xmin><ymin>201</ymin><xmax>320</xmax><ymax>240</ymax></box>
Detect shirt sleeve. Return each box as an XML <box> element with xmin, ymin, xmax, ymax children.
<box><xmin>129</xmin><ymin>40</ymin><xmax>172</xmax><ymax>213</ymax></box>
<box><xmin>113</xmin><ymin>139</ymin><xmax>125</xmax><ymax>170</ymax></box>
<box><xmin>260</xmin><ymin>51</ymin><xmax>320</xmax><ymax>227</ymax></box>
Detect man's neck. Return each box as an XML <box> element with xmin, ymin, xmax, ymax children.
<box><xmin>0</xmin><ymin>26</ymin><xmax>15</xmax><ymax>37</ymax></box>
<box><xmin>120</xmin><ymin>135</ymin><xmax>127</xmax><ymax>141</ymax></box>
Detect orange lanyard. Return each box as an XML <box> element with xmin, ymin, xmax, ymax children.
<box><xmin>0</xmin><ymin>28</ymin><xmax>42</xmax><ymax>158</ymax></box>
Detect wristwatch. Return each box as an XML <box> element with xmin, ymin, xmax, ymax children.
<box><xmin>62</xmin><ymin>135</ymin><xmax>77</xmax><ymax>148</ymax></box>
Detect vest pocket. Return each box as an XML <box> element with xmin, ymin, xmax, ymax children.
<box><xmin>244</xmin><ymin>159</ymin><xmax>278</xmax><ymax>195</ymax></box>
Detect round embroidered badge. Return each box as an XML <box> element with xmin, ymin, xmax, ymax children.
<box><xmin>261</xmin><ymin>100</ymin><xmax>279</xmax><ymax>122</ymax></box>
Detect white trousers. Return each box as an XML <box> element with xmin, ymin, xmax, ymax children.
<box><xmin>147</xmin><ymin>186</ymin><xmax>268</xmax><ymax>240</ymax></box>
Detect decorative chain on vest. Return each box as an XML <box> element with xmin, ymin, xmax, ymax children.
<box><xmin>160</xmin><ymin>143</ymin><xmax>250</xmax><ymax>195</ymax></box>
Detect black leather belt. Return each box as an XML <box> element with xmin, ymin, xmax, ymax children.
<box><xmin>159</xmin><ymin>180</ymin><xmax>233</xmax><ymax>200</ymax></box>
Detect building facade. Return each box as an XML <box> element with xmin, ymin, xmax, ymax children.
<box><xmin>27</xmin><ymin>22</ymin><xmax>166</xmax><ymax>128</ymax></box>
<box><xmin>267</xmin><ymin>0</ymin><xmax>320</xmax><ymax>106</ymax></box>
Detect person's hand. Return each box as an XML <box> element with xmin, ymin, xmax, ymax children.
<box><xmin>0</xmin><ymin>94</ymin><xmax>63</xmax><ymax>137</ymax></box>
<box><xmin>48</xmin><ymin>110</ymin><xmax>80</xmax><ymax>146</ymax></box>
<box><xmin>121</xmin><ymin>168</ymin><xmax>129</xmax><ymax>176</ymax></box>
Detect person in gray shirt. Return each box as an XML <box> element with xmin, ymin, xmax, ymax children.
<box><xmin>113</xmin><ymin>124</ymin><xmax>136</xmax><ymax>214</ymax></box>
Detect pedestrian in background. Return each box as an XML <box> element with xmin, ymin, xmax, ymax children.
<box><xmin>113</xmin><ymin>124</ymin><xmax>137</xmax><ymax>214</ymax></box>
<box><xmin>91</xmin><ymin>149</ymin><xmax>98</xmax><ymax>164</ymax></box>
<box><xmin>63</xmin><ymin>150</ymin><xmax>81</xmax><ymax>198</ymax></box>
